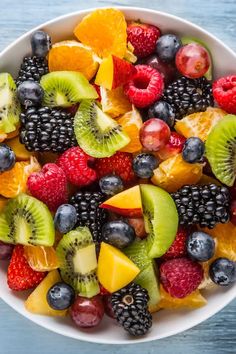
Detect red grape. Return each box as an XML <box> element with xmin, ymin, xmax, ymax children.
<box><xmin>70</xmin><ymin>295</ymin><xmax>104</xmax><ymax>328</ymax></box>
<box><xmin>145</xmin><ymin>54</ymin><xmax>177</xmax><ymax>84</ymax></box>
<box><xmin>140</xmin><ymin>118</ymin><xmax>170</xmax><ymax>151</ymax></box>
<box><xmin>175</xmin><ymin>43</ymin><xmax>210</xmax><ymax>79</ymax></box>
<box><xmin>103</xmin><ymin>295</ymin><xmax>115</xmax><ymax>319</ymax></box>
<box><xmin>230</xmin><ymin>200</ymin><xmax>236</xmax><ymax>226</ymax></box>
<box><xmin>0</xmin><ymin>241</ymin><xmax>14</xmax><ymax>260</ymax></box>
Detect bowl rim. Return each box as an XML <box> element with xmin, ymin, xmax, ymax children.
<box><xmin>0</xmin><ymin>6</ymin><xmax>236</xmax><ymax>345</ymax></box>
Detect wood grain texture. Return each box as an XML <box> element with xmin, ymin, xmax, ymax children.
<box><xmin>0</xmin><ymin>0</ymin><xmax>236</xmax><ymax>353</ymax></box>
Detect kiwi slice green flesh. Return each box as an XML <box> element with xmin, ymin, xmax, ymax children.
<box><xmin>0</xmin><ymin>193</ymin><xmax>55</xmax><ymax>246</ymax></box>
<box><xmin>56</xmin><ymin>227</ymin><xmax>99</xmax><ymax>298</ymax></box>
<box><xmin>0</xmin><ymin>73</ymin><xmax>21</xmax><ymax>133</ymax></box>
<box><xmin>74</xmin><ymin>100</ymin><xmax>130</xmax><ymax>158</ymax></box>
<box><xmin>125</xmin><ymin>239</ymin><xmax>160</xmax><ymax>309</ymax></box>
<box><xmin>206</xmin><ymin>114</ymin><xmax>236</xmax><ymax>186</ymax></box>
<box><xmin>140</xmin><ymin>184</ymin><xmax>178</xmax><ymax>258</ymax></box>
<box><xmin>40</xmin><ymin>71</ymin><xmax>98</xmax><ymax>107</ymax></box>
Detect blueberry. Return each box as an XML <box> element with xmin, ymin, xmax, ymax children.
<box><xmin>209</xmin><ymin>258</ymin><xmax>236</xmax><ymax>286</ymax></box>
<box><xmin>156</xmin><ymin>34</ymin><xmax>182</xmax><ymax>62</ymax></box>
<box><xmin>17</xmin><ymin>81</ymin><xmax>44</xmax><ymax>107</ymax></box>
<box><xmin>132</xmin><ymin>153</ymin><xmax>159</xmax><ymax>178</ymax></box>
<box><xmin>187</xmin><ymin>231</ymin><xmax>215</xmax><ymax>262</ymax></box>
<box><xmin>31</xmin><ymin>30</ymin><xmax>51</xmax><ymax>57</ymax></box>
<box><xmin>54</xmin><ymin>204</ymin><xmax>77</xmax><ymax>234</ymax></box>
<box><xmin>47</xmin><ymin>282</ymin><xmax>75</xmax><ymax>310</ymax></box>
<box><xmin>99</xmin><ymin>174</ymin><xmax>124</xmax><ymax>196</ymax></box>
<box><xmin>102</xmin><ymin>220</ymin><xmax>135</xmax><ymax>249</ymax></box>
<box><xmin>0</xmin><ymin>144</ymin><xmax>15</xmax><ymax>172</ymax></box>
<box><xmin>148</xmin><ymin>101</ymin><xmax>175</xmax><ymax>128</ymax></box>
<box><xmin>182</xmin><ymin>137</ymin><xmax>205</xmax><ymax>163</ymax></box>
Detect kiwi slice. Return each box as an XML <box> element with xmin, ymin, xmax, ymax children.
<box><xmin>0</xmin><ymin>193</ymin><xmax>55</xmax><ymax>246</ymax></box>
<box><xmin>140</xmin><ymin>184</ymin><xmax>178</xmax><ymax>258</ymax></box>
<box><xmin>74</xmin><ymin>100</ymin><xmax>130</xmax><ymax>157</ymax></box>
<box><xmin>56</xmin><ymin>227</ymin><xmax>99</xmax><ymax>298</ymax></box>
<box><xmin>40</xmin><ymin>71</ymin><xmax>98</xmax><ymax>107</ymax></box>
<box><xmin>0</xmin><ymin>73</ymin><xmax>21</xmax><ymax>133</ymax></box>
<box><xmin>206</xmin><ymin>115</ymin><xmax>236</xmax><ymax>186</ymax></box>
<box><xmin>125</xmin><ymin>239</ymin><xmax>160</xmax><ymax>309</ymax></box>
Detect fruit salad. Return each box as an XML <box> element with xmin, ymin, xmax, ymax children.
<box><xmin>0</xmin><ymin>8</ymin><xmax>236</xmax><ymax>338</ymax></box>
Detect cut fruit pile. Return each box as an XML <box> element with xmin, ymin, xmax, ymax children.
<box><xmin>0</xmin><ymin>7</ymin><xmax>236</xmax><ymax>339</ymax></box>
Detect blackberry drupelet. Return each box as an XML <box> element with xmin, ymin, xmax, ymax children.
<box><xmin>16</xmin><ymin>56</ymin><xmax>48</xmax><ymax>86</ymax></box>
<box><xmin>111</xmin><ymin>283</ymin><xmax>152</xmax><ymax>336</ymax></box>
<box><xmin>162</xmin><ymin>76</ymin><xmax>214</xmax><ymax>119</ymax></box>
<box><xmin>172</xmin><ymin>184</ymin><xmax>230</xmax><ymax>228</ymax></box>
<box><xmin>70</xmin><ymin>191</ymin><xmax>108</xmax><ymax>243</ymax></box>
<box><xmin>20</xmin><ymin>106</ymin><xmax>77</xmax><ymax>153</ymax></box>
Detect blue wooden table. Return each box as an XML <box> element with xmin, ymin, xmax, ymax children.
<box><xmin>0</xmin><ymin>0</ymin><xmax>236</xmax><ymax>353</ymax></box>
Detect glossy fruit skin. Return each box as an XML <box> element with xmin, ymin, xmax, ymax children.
<box><xmin>0</xmin><ymin>144</ymin><xmax>15</xmax><ymax>172</ymax></box>
<box><xmin>0</xmin><ymin>241</ymin><xmax>14</xmax><ymax>260</ymax></box>
<box><xmin>182</xmin><ymin>137</ymin><xmax>205</xmax><ymax>163</ymax></box>
<box><xmin>148</xmin><ymin>100</ymin><xmax>175</xmax><ymax>128</ymax></box>
<box><xmin>156</xmin><ymin>34</ymin><xmax>182</xmax><ymax>62</ymax></box>
<box><xmin>145</xmin><ymin>54</ymin><xmax>177</xmax><ymax>84</ymax></box>
<box><xmin>127</xmin><ymin>218</ymin><xmax>146</xmax><ymax>238</ymax></box>
<box><xmin>187</xmin><ymin>231</ymin><xmax>215</xmax><ymax>262</ymax></box>
<box><xmin>103</xmin><ymin>295</ymin><xmax>115</xmax><ymax>319</ymax></box>
<box><xmin>212</xmin><ymin>75</ymin><xmax>236</xmax><ymax>114</ymax></box>
<box><xmin>132</xmin><ymin>153</ymin><xmax>159</xmax><ymax>178</ymax></box>
<box><xmin>209</xmin><ymin>258</ymin><xmax>236</xmax><ymax>286</ymax></box>
<box><xmin>54</xmin><ymin>204</ymin><xmax>78</xmax><ymax>234</ymax></box>
<box><xmin>162</xmin><ymin>227</ymin><xmax>188</xmax><ymax>260</ymax></box>
<box><xmin>230</xmin><ymin>200</ymin><xmax>236</xmax><ymax>226</ymax></box>
<box><xmin>157</xmin><ymin>132</ymin><xmax>186</xmax><ymax>160</ymax></box>
<box><xmin>102</xmin><ymin>220</ymin><xmax>135</xmax><ymax>249</ymax></box>
<box><xmin>70</xmin><ymin>295</ymin><xmax>104</xmax><ymax>328</ymax></box>
<box><xmin>140</xmin><ymin>118</ymin><xmax>171</xmax><ymax>151</ymax></box>
<box><xmin>17</xmin><ymin>81</ymin><xmax>44</xmax><ymax>107</ymax></box>
<box><xmin>99</xmin><ymin>174</ymin><xmax>124</xmax><ymax>196</ymax></box>
<box><xmin>47</xmin><ymin>282</ymin><xmax>75</xmax><ymax>310</ymax></box>
<box><xmin>175</xmin><ymin>44</ymin><xmax>210</xmax><ymax>79</ymax></box>
<box><xmin>31</xmin><ymin>30</ymin><xmax>51</xmax><ymax>57</ymax></box>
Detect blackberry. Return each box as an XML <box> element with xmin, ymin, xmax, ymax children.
<box><xmin>16</xmin><ymin>56</ymin><xmax>48</xmax><ymax>86</ymax></box>
<box><xmin>70</xmin><ymin>191</ymin><xmax>108</xmax><ymax>243</ymax></box>
<box><xmin>172</xmin><ymin>184</ymin><xmax>230</xmax><ymax>228</ymax></box>
<box><xmin>20</xmin><ymin>106</ymin><xmax>77</xmax><ymax>153</ymax></box>
<box><xmin>162</xmin><ymin>76</ymin><xmax>214</xmax><ymax>119</ymax></box>
<box><xmin>111</xmin><ymin>283</ymin><xmax>152</xmax><ymax>337</ymax></box>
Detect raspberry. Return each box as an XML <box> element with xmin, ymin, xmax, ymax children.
<box><xmin>94</xmin><ymin>152</ymin><xmax>135</xmax><ymax>184</ymax></box>
<box><xmin>124</xmin><ymin>65</ymin><xmax>164</xmax><ymax>108</ymax></box>
<box><xmin>157</xmin><ymin>132</ymin><xmax>186</xmax><ymax>160</ymax></box>
<box><xmin>27</xmin><ymin>163</ymin><xmax>68</xmax><ymax>211</ymax></box>
<box><xmin>162</xmin><ymin>227</ymin><xmax>188</xmax><ymax>260</ymax></box>
<box><xmin>7</xmin><ymin>245</ymin><xmax>46</xmax><ymax>291</ymax></box>
<box><xmin>160</xmin><ymin>257</ymin><xmax>204</xmax><ymax>298</ymax></box>
<box><xmin>213</xmin><ymin>75</ymin><xmax>236</xmax><ymax>114</ymax></box>
<box><xmin>57</xmin><ymin>147</ymin><xmax>97</xmax><ymax>187</ymax></box>
<box><xmin>127</xmin><ymin>23</ymin><xmax>161</xmax><ymax>58</ymax></box>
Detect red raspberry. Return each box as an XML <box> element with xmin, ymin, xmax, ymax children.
<box><xmin>93</xmin><ymin>84</ymin><xmax>101</xmax><ymax>102</ymax></box>
<box><xmin>213</xmin><ymin>75</ymin><xmax>236</xmax><ymax>114</ymax></box>
<box><xmin>124</xmin><ymin>65</ymin><xmax>164</xmax><ymax>108</ymax></box>
<box><xmin>57</xmin><ymin>147</ymin><xmax>97</xmax><ymax>187</ymax></box>
<box><xmin>162</xmin><ymin>227</ymin><xmax>188</xmax><ymax>260</ymax></box>
<box><xmin>127</xmin><ymin>23</ymin><xmax>161</xmax><ymax>58</ymax></box>
<box><xmin>7</xmin><ymin>245</ymin><xmax>46</xmax><ymax>291</ymax></box>
<box><xmin>157</xmin><ymin>132</ymin><xmax>186</xmax><ymax>160</ymax></box>
<box><xmin>27</xmin><ymin>163</ymin><xmax>68</xmax><ymax>211</ymax></box>
<box><xmin>94</xmin><ymin>152</ymin><xmax>135</xmax><ymax>184</ymax></box>
<box><xmin>160</xmin><ymin>257</ymin><xmax>203</xmax><ymax>298</ymax></box>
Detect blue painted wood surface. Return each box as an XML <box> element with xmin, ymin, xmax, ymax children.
<box><xmin>0</xmin><ymin>0</ymin><xmax>236</xmax><ymax>353</ymax></box>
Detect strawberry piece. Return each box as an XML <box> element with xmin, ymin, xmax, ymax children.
<box><xmin>162</xmin><ymin>226</ymin><xmax>188</xmax><ymax>260</ymax></box>
<box><xmin>7</xmin><ymin>245</ymin><xmax>46</xmax><ymax>291</ymax></box>
<box><xmin>213</xmin><ymin>75</ymin><xmax>236</xmax><ymax>114</ymax></box>
<box><xmin>157</xmin><ymin>132</ymin><xmax>186</xmax><ymax>160</ymax></box>
<box><xmin>27</xmin><ymin>163</ymin><xmax>68</xmax><ymax>211</ymax></box>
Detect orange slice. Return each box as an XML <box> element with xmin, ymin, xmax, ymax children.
<box><xmin>198</xmin><ymin>174</ymin><xmax>222</xmax><ymax>186</ymax></box>
<box><xmin>151</xmin><ymin>153</ymin><xmax>203</xmax><ymax>193</ymax></box>
<box><xmin>7</xmin><ymin>136</ymin><xmax>36</xmax><ymax>161</ymax></box>
<box><xmin>100</xmin><ymin>86</ymin><xmax>132</xmax><ymax>118</ymax></box>
<box><xmin>175</xmin><ymin>107</ymin><xmax>226</xmax><ymax>141</ymax></box>
<box><xmin>74</xmin><ymin>8</ymin><xmax>127</xmax><ymax>58</ymax></box>
<box><xmin>118</xmin><ymin>107</ymin><xmax>143</xmax><ymax>153</ymax></box>
<box><xmin>48</xmin><ymin>40</ymin><xmax>99</xmax><ymax>80</ymax></box>
<box><xmin>24</xmin><ymin>246</ymin><xmax>59</xmax><ymax>272</ymax></box>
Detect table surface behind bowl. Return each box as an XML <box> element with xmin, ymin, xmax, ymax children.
<box><xmin>0</xmin><ymin>0</ymin><xmax>236</xmax><ymax>353</ymax></box>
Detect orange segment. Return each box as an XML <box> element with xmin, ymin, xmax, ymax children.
<box><xmin>7</xmin><ymin>136</ymin><xmax>36</xmax><ymax>161</ymax></box>
<box><xmin>118</xmin><ymin>107</ymin><xmax>143</xmax><ymax>153</ymax></box>
<box><xmin>198</xmin><ymin>174</ymin><xmax>222</xmax><ymax>186</ymax></box>
<box><xmin>175</xmin><ymin>107</ymin><xmax>226</xmax><ymax>141</ymax></box>
<box><xmin>48</xmin><ymin>41</ymin><xmax>99</xmax><ymax>81</ymax></box>
<box><xmin>100</xmin><ymin>86</ymin><xmax>132</xmax><ymax>118</ymax></box>
<box><xmin>74</xmin><ymin>8</ymin><xmax>127</xmax><ymax>58</ymax></box>
<box><xmin>151</xmin><ymin>154</ymin><xmax>203</xmax><ymax>193</ymax></box>
<box><xmin>24</xmin><ymin>246</ymin><xmax>59</xmax><ymax>272</ymax></box>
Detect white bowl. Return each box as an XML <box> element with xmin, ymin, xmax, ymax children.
<box><xmin>0</xmin><ymin>6</ymin><xmax>236</xmax><ymax>345</ymax></box>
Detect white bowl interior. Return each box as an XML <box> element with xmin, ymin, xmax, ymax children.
<box><xmin>0</xmin><ymin>7</ymin><xmax>236</xmax><ymax>344</ymax></box>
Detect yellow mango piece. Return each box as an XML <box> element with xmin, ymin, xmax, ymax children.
<box><xmin>25</xmin><ymin>270</ymin><xmax>67</xmax><ymax>317</ymax></box>
<box><xmin>97</xmin><ymin>242</ymin><xmax>140</xmax><ymax>292</ymax></box>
